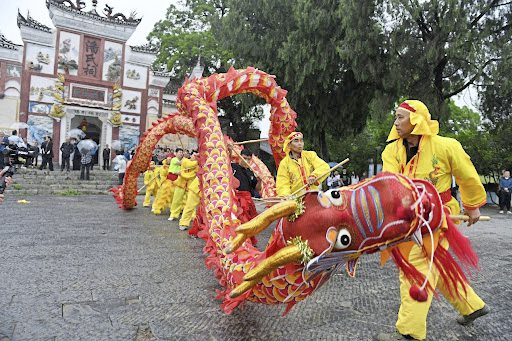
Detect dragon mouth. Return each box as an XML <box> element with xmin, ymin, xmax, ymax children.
<box><xmin>303</xmin><ymin>246</ymin><xmax>359</xmax><ymax>281</ymax></box>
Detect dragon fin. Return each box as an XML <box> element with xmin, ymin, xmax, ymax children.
<box><xmin>243</xmin><ymin>244</ymin><xmax>303</xmax><ymax>282</ymax></box>
<box><xmin>225</xmin><ymin>201</ymin><xmax>297</xmax><ymax>253</ymax></box>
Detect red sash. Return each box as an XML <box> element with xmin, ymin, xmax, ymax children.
<box><xmin>439</xmin><ymin>189</ymin><xmax>452</xmax><ymax>205</ymax></box>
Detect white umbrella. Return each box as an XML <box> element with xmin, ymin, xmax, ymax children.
<box><xmin>111</xmin><ymin>140</ymin><xmax>122</xmax><ymax>151</ymax></box>
<box><xmin>77</xmin><ymin>139</ymin><xmax>98</xmax><ymax>155</ymax></box>
<box><xmin>10</xmin><ymin>122</ymin><xmax>29</xmax><ymax>130</ymax></box>
<box><xmin>68</xmin><ymin>128</ymin><xmax>86</xmax><ymax>140</ymax></box>
<box><xmin>7</xmin><ymin>135</ymin><xmax>26</xmax><ymax>147</ymax></box>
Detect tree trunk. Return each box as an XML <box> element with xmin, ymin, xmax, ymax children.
<box><xmin>433</xmin><ymin>55</ymin><xmax>448</xmax><ymax>119</ymax></box>
<box><xmin>318</xmin><ymin>128</ymin><xmax>330</xmax><ymax>161</ymax></box>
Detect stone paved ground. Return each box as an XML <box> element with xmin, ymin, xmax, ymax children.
<box><xmin>0</xmin><ymin>195</ymin><xmax>511</xmax><ymax>341</ymax></box>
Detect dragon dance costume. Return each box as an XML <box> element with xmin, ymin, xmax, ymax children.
<box><xmin>381</xmin><ymin>100</ymin><xmax>487</xmax><ymax>340</ymax></box>
<box><xmin>113</xmin><ymin>68</ymin><xmax>487</xmax><ymax>322</ymax></box>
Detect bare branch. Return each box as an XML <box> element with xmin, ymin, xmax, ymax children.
<box><xmin>491</xmin><ymin>1</ymin><xmax>512</xmax><ymax>7</ymax></box>
<box><xmin>493</xmin><ymin>23</ymin><xmax>512</xmax><ymax>34</ymax></box>
<box><xmin>469</xmin><ymin>0</ymin><xmax>500</xmax><ymax>28</ymax></box>
<box><xmin>443</xmin><ymin>58</ymin><xmax>501</xmax><ymax>98</ymax></box>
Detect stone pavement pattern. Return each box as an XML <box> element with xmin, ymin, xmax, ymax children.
<box><xmin>0</xmin><ymin>195</ymin><xmax>510</xmax><ymax>341</ymax></box>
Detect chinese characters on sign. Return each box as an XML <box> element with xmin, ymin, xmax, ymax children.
<box><xmin>82</xmin><ymin>37</ymin><xmax>101</xmax><ymax>78</ymax></box>
<box><xmin>71</xmin><ymin>85</ymin><xmax>107</xmax><ymax>103</ymax></box>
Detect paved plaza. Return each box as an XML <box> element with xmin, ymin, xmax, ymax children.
<box><xmin>0</xmin><ymin>195</ymin><xmax>511</xmax><ymax>340</ymax></box>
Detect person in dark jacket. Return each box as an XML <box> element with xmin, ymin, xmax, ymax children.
<box><xmin>39</xmin><ymin>136</ymin><xmax>54</xmax><ymax>171</ymax></box>
<box><xmin>60</xmin><ymin>138</ymin><xmax>74</xmax><ymax>171</ymax></box>
<box><xmin>231</xmin><ymin>149</ymin><xmax>259</xmax><ymax>223</ymax></box>
<box><xmin>72</xmin><ymin>139</ymin><xmax>81</xmax><ymax>170</ymax></box>
<box><xmin>102</xmin><ymin>144</ymin><xmax>111</xmax><ymax>170</ymax></box>
<box><xmin>31</xmin><ymin>142</ymin><xmax>40</xmax><ymax>168</ymax></box>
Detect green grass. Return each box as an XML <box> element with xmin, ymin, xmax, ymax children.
<box><xmin>13</xmin><ymin>184</ymin><xmax>22</xmax><ymax>190</ymax></box>
<box><xmin>57</xmin><ymin>189</ymin><xmax>82</xmax><ymax>196</ymax></box>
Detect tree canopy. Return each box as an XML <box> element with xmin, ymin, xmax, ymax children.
<box><xmin>147</xmin><ymin>0</ymin><xmax>264</xmax><ymax>141</ymax></box>
<box><xmin>147</xmin><ymin>0</ymin><xmax>512</xmax><ymax>178</ymax></box>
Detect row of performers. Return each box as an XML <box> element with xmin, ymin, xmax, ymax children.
<box><xmin>142</xmin><ymin>148</ymin><xmax>259</xmax><ymax>232</ymax></box>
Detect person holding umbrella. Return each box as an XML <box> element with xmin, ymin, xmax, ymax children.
<box><xmin>77</xmin><ymin>139</ymin><xmax>97</xmax><ymax>181</ymax></box>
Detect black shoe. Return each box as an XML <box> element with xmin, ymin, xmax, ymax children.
<box><xmin>375</xmin><ymin>331</ymin><xmax>417</xmax><ymax>340</ymax></box>
<box><xmin>456</xmin><ymin>305</ymin><xmax>490</xmax><ymax>326</ymax></box>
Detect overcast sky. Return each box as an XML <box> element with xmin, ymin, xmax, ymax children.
<box><xmin>0</xmin><ymin>0</ymin><xmax>177</xmax><ymax>45</ymax></box>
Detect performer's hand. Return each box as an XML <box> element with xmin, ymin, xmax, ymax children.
<box><xmin>307</xmin><ymin>175</ymin><xmax>317</xmax><ymax>185</ymax></box>
<box><xmin>0</xmin><ymin>194</ymin><xmax>4</xmax><ymax>204</ymax></box>
<box><xmin>5</xmin><ymin>177</ymin><xmax>13</xmax><ymax>187</ymax></box>
<box><xmin>466</xmin><ymin>208</ymin><xmax>481</xmax><ymax>226</ymax></box>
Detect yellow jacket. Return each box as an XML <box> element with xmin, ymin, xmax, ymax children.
<box><xmin>143</xmin><ymin>169</ymin><xmax>158</xmax><ymax>191</ymax></box>
<box><xmin>382</xmin><ymin>135</ymin><xmax>486</xmax><ymax>213</ymax></box>
<box><xmin>276</xmin><ymin>150</ymin><xmax>330</xmax><ymax>196</ymax></box>
<box><xmin>180</xmin><ymin>158</ymin><xmax>199</xmax><ymax>180</ymax></box>
<box><xmin>175</xmin><ymin>158</ymin><xmax>198</xmax><ymax>188</ymax></box>
<box><xmin>157</xmin><ymin>165</ymin><xmax>169</xmax><ymax>186</ymax></box>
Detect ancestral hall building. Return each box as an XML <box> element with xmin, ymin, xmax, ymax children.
<box><xmin>0</xmin><ymin>0</ymin><xmax>180</xmax><ymax>167</ymax></box>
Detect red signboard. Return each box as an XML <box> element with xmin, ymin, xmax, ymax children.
<box><xmin>81</xmin><ymin>36</ymin><xmax>102</xmax><ymax>79</ymax></box>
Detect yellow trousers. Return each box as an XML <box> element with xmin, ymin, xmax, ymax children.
<box><xmin>179</xmin><ymin>191</ymin><xmax>200</xmax><ymax>227</ymax></box>
<box><xmin>396</xmin><ymin>238</ymin><xmax>485</xmax><ymax>340</ymax></box>
<box><xmin>170</xmin><ymin>186</ymin><xmax>186</xmax><ymax>219</ymax></box>
<box><xmin>143</xmin><ymin>187</ymin><xmax>157</xmax><ymax>207</ymax></box>
<box><xmin>151</xmin><ymin>180</ymin><xmax>175</xmax><ymax>215</ymax></box>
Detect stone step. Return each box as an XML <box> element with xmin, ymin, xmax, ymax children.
<box><xmin>5</xmin><ymin>167</ymin><xmax>147</xmax><ymax>195</ymax></box>
<box><xmin>6</xmin><ymin>188</ymin><xmax>147</xmax><ymax>196</ymax></box>
<box><xmin>15</xmin><ymin>179</ymin><xmax>122</xmax><ymax>185</ymax></box>
<box><xmin>9</xmin><ymin>183</ymin><xmax>115</xmax><ymax>190</ymax></box>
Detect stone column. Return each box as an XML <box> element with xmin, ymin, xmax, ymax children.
<box><xmin>99</xmin><ymin>115</ymin><xmax>112</xmax><ymax>170</ymax></box>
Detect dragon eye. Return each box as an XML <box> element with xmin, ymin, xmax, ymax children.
<box><xmin>334</xmin><ymin>229</ymin><xmax>352</xmax><ymax>250</ymax></box>
<box><xmin>327</xmin><ymin>189</ymin><xmax>344</xmax><ymax>206</ymax></box>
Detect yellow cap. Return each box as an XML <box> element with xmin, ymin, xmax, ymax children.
<box><xmin>283</xmin><ymin>132</ymin><xmax>303</xmax><ymax>153</ymax></box>
<box><xmin>387</xmin><ymin>100</ymin><xmax>439</xmax><ymax>142</ymax></box>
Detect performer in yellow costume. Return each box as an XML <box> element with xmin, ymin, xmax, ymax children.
<box><xmin>166</xmin><ymin>149</ymin><xmax>186</xmax><ymax>220</ymax></box>
<box><xmin>151</xmin><ymin>158</ymin><xmax>175</xmax><ymax>215</ymax></box>
<box><xmin>276</xmin><ymin>132</ymin><xmax>329</xmax><ymax>197</ymax></box>
<box><xmin>169</xmin><ymin>150</ymin><xmax>198</xmax><ymax>221</ymax></box>
<box><xmin>176</xmin><ymin>150</ymin><xmax>200</xmax><ymax>230</ymax></box>
<box><xmin>143</xmin><ymin>161</ymin><xmax>158</xmax><ymax>207</ymax></box>
<box><xmin>377</xmin><ymin>100</ymin><xmax>489</xmax><ymax>341</ymax></box>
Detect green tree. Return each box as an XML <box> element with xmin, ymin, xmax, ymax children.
<box><xmin>368</xmin><ymin>0</ymin><xmax>512</xmax><ymax>120</ymax></box>
<box><xmin>215</xmin><ymin>0</ymin><xmax>388</xmax><ymax>160</ymax></box>
<box><xmin>480</xmin><ymin>41</ymin><xmax>512</xmax><ymax>127</ymax></box>
<box><xmin>148</xmin><ymin>0</ymin><xmax>264</xmax><ymax>141</ymax></box>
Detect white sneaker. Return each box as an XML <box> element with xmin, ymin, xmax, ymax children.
<box><xmin>499</xmin><ymin>210</ymin><xmax>504</xmax><ymax>214</ymax></box>
<box><xmin>508</xmin><ymin>211</ymin><xmax>512</xmax><ymax>215</ymax></box>
<box><xmin>179</xmin><ymin>225</ymin><xmax>188</xmax><ymax>231</ymax></box>
<box><xmin>168</xmin><ymin>217</ymin><xmax>175</xmax><ymax>221</ymax></box>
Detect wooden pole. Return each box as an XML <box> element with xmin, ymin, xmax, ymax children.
<box><xmin>289</xmin><ymin>158</ymin><xmax>350</xmax><ymax>197</ymax></box>
<box><xmin>449</xmin><ymin>215</ymin><xmax>491</xmax><ymax>222</ymax></box>
<box><xmin>234</xmin><ymin>138</ymin><xmax>269</xmax><ymax>145</ymax></box>
<box><xmin>229</xmin><ymin>144</ymin><xmax>259</xmax><ymax>177</ymax></box>
<box><xmin>177</xmin><ymin>133</ymin><xmax>185</xmax><ymax>150</ymax></box>
<box><xmin>138</xmin><ymin>175</ymin><xmax>158</xmax><ymax>192</ymax></box>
